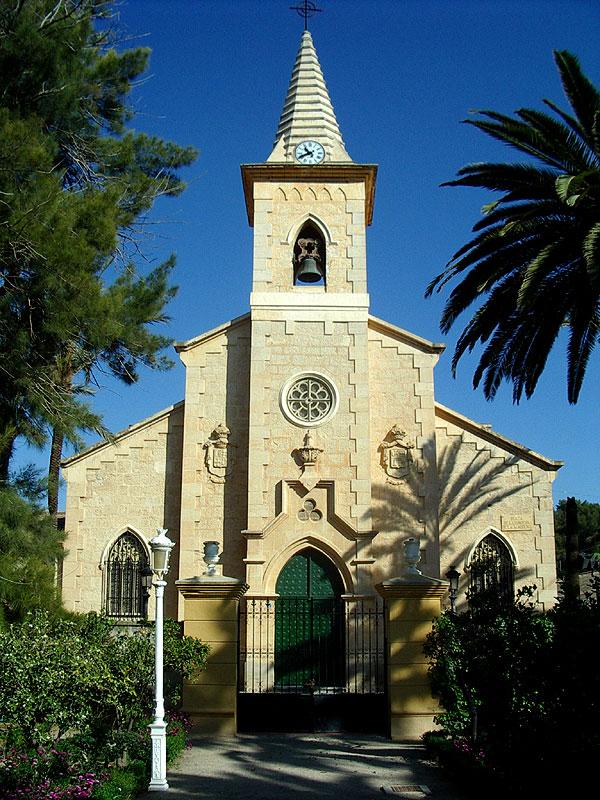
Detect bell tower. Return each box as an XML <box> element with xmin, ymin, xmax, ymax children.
<box><xmin>241</xmin><ymin>30</ymin><xmax>378</xmax><ymax>596</ymax></box>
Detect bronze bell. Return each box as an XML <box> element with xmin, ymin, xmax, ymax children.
<box><xmin>296</xmin><ymin>256</ymin><xmax>323</xmax><ymax>283</ymax></box>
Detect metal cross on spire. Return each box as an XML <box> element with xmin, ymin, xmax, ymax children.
<box><xmin>290</xmin><ymin>0</ymin><xmax>322</xmax><ymax>31</ymax></box>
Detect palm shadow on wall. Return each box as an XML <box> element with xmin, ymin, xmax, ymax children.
<box><xmin>371</xmin><ymin>432</ymin><xmax>536</xmax><ymax>581</ymax></box>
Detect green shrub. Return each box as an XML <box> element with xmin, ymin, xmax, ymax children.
<box><xmin>424</xmin><ymin>585</ymin><xmax>600</xmax><ymax>791</ymax></box>
<box><xmin>0</xmin><ymin>611</ymin><xmax>208</xmax><ymax>750</ymax></box>
<box><xmin>91</xmin><ymin>763</ymin><xmax>146</xmax><ymax>800</ymax></box>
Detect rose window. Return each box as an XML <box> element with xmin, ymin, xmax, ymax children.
<box><xmin>280</xmin><ymin>372</ymin><xmax>338</xmax><ymax>427</ymax></box>
<box><xmin>286</xmin><ymin>377</ymin><xmax>333</xmax><ymax>423</ymax></box>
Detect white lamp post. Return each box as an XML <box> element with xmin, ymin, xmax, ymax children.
<box><xmin>148</xmin><ymin>528</ymin><xmax>175</xmax><ymax>792</ymax></box>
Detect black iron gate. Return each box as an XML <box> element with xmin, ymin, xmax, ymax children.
<box><xmin>237</xmin><ymin>597</ymin><xmax>387</xmax><ymax>733</ymax></box>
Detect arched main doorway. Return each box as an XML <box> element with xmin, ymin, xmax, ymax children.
<box><xmin>275</xmin><ymin>548</ymin><xmax>344</xmax><ymax>690</ymax></box>
<box><xmin>237</xmin><ymin>547</ymin><xmax>387</xmax><ymax>734</ymax></box>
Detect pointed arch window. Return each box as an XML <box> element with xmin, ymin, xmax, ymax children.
<box><xmin>469</xmin><ymin>533</ymin><xmax>515</xmax><ymax>600</ymax></box>
<box><xmin>293</xmin><ymin>221</ymin><xmax>326</xmax><ymax>285</ymax></box>
<box><xmin>105</xmin><ymin>532</ymin><xmax>150</xmax><ymax>619</ymax></box>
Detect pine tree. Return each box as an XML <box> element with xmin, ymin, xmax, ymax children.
<box><xmin>0</xmin><ymin>472</ymin><xmax>65</xmax><ymax>625</ymax></box>
<box><xmin>0</xmin><ymin>1</ymin><xmax>196</xmax><ymax>508</ymax></box>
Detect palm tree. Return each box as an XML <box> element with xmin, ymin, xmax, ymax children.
<box><xmin>426</xmin><ymin>51</ymin><xmax>600</xmax><ymax>404</ymax></box>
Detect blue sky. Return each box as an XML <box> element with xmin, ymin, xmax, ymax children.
<box><xmin>15</xmin><ymin>0</ymin><xmax>600</xmax><ymax>505</ymax></box>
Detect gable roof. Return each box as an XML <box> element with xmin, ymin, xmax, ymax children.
<box><xmin>174</xmin><ymin>313</ymin><xmax>251</xmax><ymax>353</ymax></box>
<box><xmin>61</xmin><ymin>401</ymin><xmax>184</xmax><ymax>468</ymax></box>
<box><xmin>435</xmin><ymin>403</ymin><xmax>563</xmax><ymax>471</ymax></box>
<box><xmin>368</xmin><ymin>314</ymin><xmax>446</xmax><ymax>354</ymax></box>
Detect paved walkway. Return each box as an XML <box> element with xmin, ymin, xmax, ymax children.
<box><xmin>140</xmin><ymin>733</ymin><xmax>467</xmax><ymax>799</ymax></box>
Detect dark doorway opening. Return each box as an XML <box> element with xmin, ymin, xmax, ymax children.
<box><xmin>238</xmin><ymin>548</ymin><xmax>387</xmax><ymax>734</ymax></box>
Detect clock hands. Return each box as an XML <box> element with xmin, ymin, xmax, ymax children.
<box><xmin>295</xmin><ymin>141</ymin><xmax>324</xmax><ymax>163</ymax></box>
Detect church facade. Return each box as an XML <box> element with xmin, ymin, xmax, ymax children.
<box><xmin>61</xmin><ymin>32</ymin><xmax>560</xmax><ymax>734</ymax></box>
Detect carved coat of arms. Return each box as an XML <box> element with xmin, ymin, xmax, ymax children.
<box><xmin>204</xmin><ymin>423</ymin><xmax>235</xmax><ymax>483</ymax></box>
<box><xmin>379</xmin><ymin>424</ymin><xmax>414</xmax><ymax>484</ymax></box>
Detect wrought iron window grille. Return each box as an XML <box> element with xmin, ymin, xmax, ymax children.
<box><xmin>105</xmin><ymin>532</ymin><xmax>150</xmax><ymax>620</ymax></box>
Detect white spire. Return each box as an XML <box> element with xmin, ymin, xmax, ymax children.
<box><xmin>267</xmin><ymin>30</ymin><xmax>351</xmax><ymax>163</ymax></box>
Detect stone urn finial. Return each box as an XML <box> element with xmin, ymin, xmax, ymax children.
<box><xmin>298</xmin><ymin>429</ymin><xmax>323</xmax><ymax>467</ymax></box>
<box><xmin>402</xmin><ymin>537</ymin><xmax>423</xmax><ymax>578</ymax></box>
<box><xmin>203</xmin><ymin>541</ymin><xmax>221</xmax><ymax>576</ymax></box>
<box><xmin>294</xmin><ymin>429</ymin><xmax>323</xmax><ymax>491</ymax></box>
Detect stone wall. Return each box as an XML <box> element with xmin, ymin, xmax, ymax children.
<box><xmin>251</xmin><ymin>181</ymin><xmax>367</xmax><ymax>294</ymax></box>
<box><xmin>368</xmin><ymin>320</ymin><xmax>443</xmax><ymax>584</ymax></box>
<box><xmin>435</xmin><ymin>407</ymin><xmax>558</xmax><ymax>609</ymax></box>
<box><xmin>61</xmin><ymin>402</ymin><xmax>184</xmax><ymax>618</ymax></box>
<box><xmin>245</xmin><ymin>177</ymin><xmax>374</xmax><ymax>594</ymax></box>
<box><xmin>177</xmin><ymin>317</ymin><xmax>251</xmax><ymax>600</ymax></box>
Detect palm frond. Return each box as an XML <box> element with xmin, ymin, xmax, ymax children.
<box><xmin>593</xmin><ymin>110</ymin><xmax>600</xmax><ymax>156</ymax></box>
<box><xmin>443</xmin><ymin>162</ymin><xmax>559</xmax><ymax>198</ymax></box>
<box><xmin>430</xmin><ymin>50</ymin><xmax>600</xmax><ymax>403</ymax></box>
<box><xmin>516</xmin><ymin>108</ymin><xmax>598</xmax><ymax>171</ymax></box>
<box><xmin>543</xmin><ymin>98</ymin><xmax>587</xmax><ymax>143</ymax></box>
<box><xmin>451</xmin><ymin>273</ymin><xmax>523</xmax><ymax>369</ymax></box>
<box><xmin>477</xmin><ymin>289</ymin><xmax>567</xmax><ymax>401</ymax></box>
<box><xmin>554</xmin><ymin>50</ymin><xmax>600</xmax><ymax>143</ymax></box>
<box><xmin>464</xmin><ymin>114</ymin><xmax>566</xmax><ymax>170</ymax></box>
<box><xmin>567</xmin><ymin>307</ymin><xmax>599</xmax><ymax>404</ymax></box>
<box><xmin>582</xmin><ymin>221</ymin><xmax>600</xmax><ymax>294</ymax></box>
<box><xmin>472</xmin><ymin>199</ymin><xmax>564</xmax><ymax>232</ymax></box>
<box><xmin>518</xmin><ymin>245</ymin><xmax>579</xmax><ymax>309</ymax></box>
<box><xmin>438</xmin><ymin>240</ymin><xmax>548</xmax><ymax>330</ymax></box>
<box><xmin>428</xmin><ymin>220</ymin><xmax>564</xmax><ymax>302</ymax></box>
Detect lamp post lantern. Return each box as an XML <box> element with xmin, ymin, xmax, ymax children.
<box><xmin>148</xmin><ymin>528</ymin><xmax>175</xmax><ymax>792</ymax></box>
<box><xmin>141</xmin><ymin>564</ymin><xmax>154</xmax><ymax>619</ymax></box>
<box><xmin>445</xmin><ymin>566</ymin><xmax>460</xmax><ymax>614</ymax></box>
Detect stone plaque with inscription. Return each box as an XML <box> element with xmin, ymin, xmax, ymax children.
<box><xmin>502</xmin><ymin>514</ymin><xmax>532</xmax><ymax>531</ymax></box>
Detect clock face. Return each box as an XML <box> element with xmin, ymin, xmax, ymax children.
<box><xmin>295</xmin><ymin>140</ymin><xmax>325</xmax><ymax>165</ymax></box>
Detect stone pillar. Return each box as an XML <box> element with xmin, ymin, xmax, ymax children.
<box><xmin>176</xmin><ymin>575</ymin><xmax>248</xmax><ymax>735</ymax></box>
<box><xmin>376</xmin><ymin>577</ymin><xmax>447</xmax><ymax>741</ymax></box>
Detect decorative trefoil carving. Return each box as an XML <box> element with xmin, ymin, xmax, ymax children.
<box><xmin>379</xmin><ymin>424</ymin><xmax>414</xmax><ymax>485</ymax></box>
<box><xmin>297</xmin><ymin>498</ymin><xmax>323</xmax><ymax>522</ymax></box>
<box><xmin>204</xmin><ymin>423</ymin><xmax>235</xmax><ymax>483</ymax></box>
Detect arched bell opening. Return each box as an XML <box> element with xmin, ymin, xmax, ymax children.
<box><xmin>274</xmin><ymin>547</ymin><xmax>344</xmax><ymax>690</ymax></box>
<box><xmin>293</xmin><ymin>221</ymin><xmax>326</xmax><ymax>285</ymax></box>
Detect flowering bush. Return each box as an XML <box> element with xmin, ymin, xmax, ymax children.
<box><xmin>0</xmin><ymin>746</ymin><xmax>100</xmax><ymax>800</ymax></box>
<box><xmin>165</xmin><ymin>711</ymin><xmax>193</xmax><ymax>764</ymax></box>
<box><xmin>0</xmin><ymin>610</ymin><xmax>205</xmax><ymax>799</ymax></box>
<box><xmin>0</xmin><ymin>712</ymin><xmax>193</xmax><ymax>800</ymax></box>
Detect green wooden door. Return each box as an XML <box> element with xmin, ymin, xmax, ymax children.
<box><xmin>275</xmin><ymin>548</ymin><xmax>344</xmax><ymax>690</ymax></box>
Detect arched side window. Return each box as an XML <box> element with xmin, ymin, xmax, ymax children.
<box><xmin>468</xmin><ymin>533</ymin><xmax>515</xmax><ymax>600</ymax></box>
<box><xmin>105</xmin><ymin>532</ymin><xmax>150</xmax><ymax>619</ymax></box>
<box><xmin>293</xmin><ymin>221</ymin><xmax>326</xmax><ymax>285</ymax></box>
